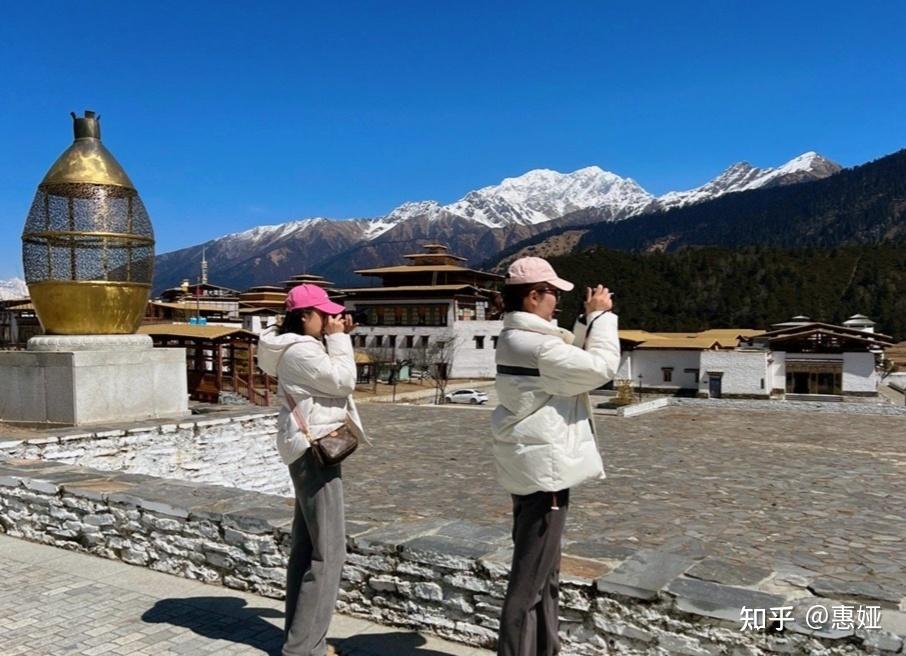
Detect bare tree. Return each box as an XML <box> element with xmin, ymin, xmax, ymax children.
<box><xmin>363</xmin><ymin>344</ymin><xmax>413</xmax><ymax>402</ymax></box>
<box><xmin>880</xmin><ymin>356</ymin><xmax>897</xmax><ymax>381</ymax></box>
<box><xmin>410</xmin><ymin>335</ymin><xmax>458</xmax><ymax>404</ymax></box>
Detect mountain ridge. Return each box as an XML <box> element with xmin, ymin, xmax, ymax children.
<box><xmin>152</xmin><ymin>151</ymin><xmax>841</xmax><ymax>292</ymax></box>
<box><xmin>0</xmin><ymin>277</ymin><xmax>28</xmax><ymax>301</ymax></box>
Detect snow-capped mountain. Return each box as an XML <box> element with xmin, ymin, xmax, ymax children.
<box><xmin>444</xmin><ymin>166</ymin><xmax>657</xmax><ymax>227</ymax></box>
<box><xmin>658</xmin><ymin>152</ymin><xmax>842</xmax><ymax>209</ymax></box>
<box><xmin>153</xmin><ymin>151</ymin><xmax>842</xmax><ymax>291</ymax></box>
<box><xmin>0</xmin><ymin>277</ymin><xmax>28</xmax><ymax>301</ymax></box>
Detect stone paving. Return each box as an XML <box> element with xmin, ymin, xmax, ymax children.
<box><xmin>349</xmin><ymin>403</ymin><xmax>906</xmax><ymax>607</ymax></box>
<box><xmin>0</xmin><ymin>534</ymin><xmax>491</xmax><ymax>656</ymax></box>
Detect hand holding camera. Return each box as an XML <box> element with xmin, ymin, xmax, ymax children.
<box><xmin>324</xmin><ymin>314</ymin><xmax>356</xmax><ymax>335</ymax></box>
<box><xmin>584</xmin><ymin>284</ymin><xmax>614</xmax><ymax>315</ymax></box>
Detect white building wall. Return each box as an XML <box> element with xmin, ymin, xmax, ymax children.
<box><xmin>699</xmin><ymin>351</ymin><xmax>770</xmax><ymax>397</ymax></box>
<box><xmin>770</xmin><ymin>351</ymin><xmax>786</xmax><ymax>392</ymax></box>
<box><xmin>842</xmin><ymin>352</ymin><xmax>878</xmax><ymax>393</ymax></box>
<box><xmin>616</xmin><ymin>353</ymin><xmax>632</xmax><ymax>381</ymax></box>
<box><xmin>352</xmin><ymin>321</ymin><xmax>502</xmax><ymax>379</ymax></box>
<box><xmin>356</xmin><ymin>325</ymin><xmax>449</xmax><ymax>351</ymax></box>
<box><xmin>449</xmin><ymin>320</ymin><xmax>502</xmax><ymax>379</ymax></box>
<box><xmin>632</xmin><ymin>350</ymin><xmax>703</xmax><ymax>390</ymax></box>
<box><xmin>242</xmin><ymin>315</ymin><xmax>277</xmax><ymax>335</ymax></box>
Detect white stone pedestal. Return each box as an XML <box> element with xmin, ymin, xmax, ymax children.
<box><xmin>0</xmin><ymin>335</ymin><xmax>189</xmax><ymax>426</ymax></box>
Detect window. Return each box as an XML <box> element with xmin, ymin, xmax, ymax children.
<box><xmin>389</xmin><ymin>335</ymin><xmax>397</xmax><ymax>348</ymax></box>
<box><xmin>357</xmin><ymin>335</ymin><xmax>366</xmax><ymax>347</ymax></box>
<box><xmin>491</xmin><ymin>336</ymin><xmax>499</xmax><ymax>349</ymax></box>
<box><xmin>662</xmin><ymin>367</ymin><xmax>673</xmax><ymax>382</ymax></box>
<box><xmin>474</xmin><ymin>335</ymin><xmax>485</xmax><ymax>349</ymax></box>
<box><xmin>420</xmin><ymin>335</ymin><xmax>429</xmax><ymax>348</ymax></box>
<box><xmin>375</xmin><ymin>335</ymin><xmax>384</xmax><ymax>347</ymax></box>
<box><xmin>684</xmin><ymin>368</ymin><xmax>699</xmax><ymax>383</ymax></box>
<box><xmin>405</xmin><ymin>335</ymin><xmax>414</xmax><ymax>348</ymax></box>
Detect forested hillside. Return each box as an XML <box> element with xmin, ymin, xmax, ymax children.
<box><xmin>549</xmin><ymin>243</ymin><xmax>906</xmax><ymax>340</ymax></box>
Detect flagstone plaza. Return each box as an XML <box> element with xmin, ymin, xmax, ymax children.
<box><xmin>342</xmin><ymin>404</ymin><xmax>906</xmax><ymax>605</ymax></box>
<box><xmin>2</xmin><ymin>402</ymin><xmax>906</xmax><ymax>654</ymax></box>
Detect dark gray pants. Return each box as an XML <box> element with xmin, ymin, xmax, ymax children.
<box><xmin>283</xmin><ymin>450</ymin><xmax>347</xmax><ymax>656</ymax></box>
<box><xmin>497</xmin><ymin>489</ymin><xmax>569</xmax><ymax>656</ymax></box>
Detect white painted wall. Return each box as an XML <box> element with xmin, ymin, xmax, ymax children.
<box><xmin>843</xmin><ymin>352</ymin><xmax>878</xmax><ymax>393</ymax></box>
<box><xmin>770</xmin><ymin>351</ymin><xmax>786</xmax><ymax>392</ymax></box>
<box><xmin>449</xmin><ymin>320</ymin><xmax>502</xmax><ymax>379</ymax></box>
<box><xmin>353</xmin><ymin>321</ymin><xmax>502</xmax><ymax>379</ymax></box>
<box><xmin>242</xmin><ymin>315</ymin><xmax>278</xmax><ymax>334</ymax></box>
<box><xmin>616</xmin><ymin>353</ymin><xmax>633</xmax><ymax>381</ymax></box>
<box><xmin>699</xmin><ymin>350</ymin><xmax>770</xmax><ymax>397</ymax></box>
<box><xmin>631</xmin><ymin>349</ymin><xmax>702</xmax><ymax>390</ymax></box>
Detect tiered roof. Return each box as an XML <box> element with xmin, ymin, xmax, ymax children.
<box><xmin>344</xmin><ymin>243</ymin><xmax>502</xmax><ymax>299</ymax></box>
<box><xmin>619</xmin><ymin>329</ymin><xmax>764</xmax><ymax>350</ymax></box>
<box><xmin>745</xmin><ymin>322</ymin><xmax>894</xmax><ymax>352</ymax></box>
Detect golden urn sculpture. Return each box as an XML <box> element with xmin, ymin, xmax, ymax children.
<box><xmin>21</xmin><ymin>111</ymin><xmax>154</xmax><ymax>334</ymax></box>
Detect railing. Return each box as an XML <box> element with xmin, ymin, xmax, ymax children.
<box><xmin>231</xmin><ymin>343</ymin><xmax>279</xmax><ymax>406</ymax></box>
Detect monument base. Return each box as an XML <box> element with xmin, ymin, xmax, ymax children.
<box><xmin>0</xmin><ymin>335</ymin><xmax>189</xmax><ymax>426</ymax></box>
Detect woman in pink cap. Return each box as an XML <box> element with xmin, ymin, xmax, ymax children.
<box><xmin>258</xmin><ymin>283</ymin><xmax>367</xmax><ymax>656</ymax></box>
<box><xmin>492</xmin><ymin>257</ymin><xmax>619</xmax><ymax>656</ymax></box>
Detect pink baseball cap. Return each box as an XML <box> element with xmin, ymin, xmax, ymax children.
<box><xmin>285</xmin><ymin>284</ymin><xmax>346</xmax><ymax>314</ymax></box>
<box><xmin>505</xmin><ymin>257</ymin><xmax>574</xmax><ymax>291</ymax></box>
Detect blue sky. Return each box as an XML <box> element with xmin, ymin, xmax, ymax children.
<box><xmin>1</xmin><ymin>1</ymin><xmax>905</xmax><ymax>278</ymax></box>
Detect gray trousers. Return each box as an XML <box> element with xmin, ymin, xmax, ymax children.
<box><xmin>283</xmin><ymin>450</ymin><xmax>347</xmax><ymax>656</ymax></box>
<box><xmin>497</xmin><ymin>489</ymin><xmax>569</xmax><ymax>656</ymax></box>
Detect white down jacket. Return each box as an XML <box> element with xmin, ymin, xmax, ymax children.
<box><xmin>257</xmin><ymin>327</ymin><xmax>368</xmax><ymax>465</ymax></box>
<box><xmin>491</xmin><ymin>310</ymin><xmax>620</xmax><ymax>495</ymax></box>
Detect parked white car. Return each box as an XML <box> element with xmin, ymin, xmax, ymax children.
<box><xmin>444</xmin><ymin>389</ymin><xmax>489</xmax><ymax>405</ymax></box>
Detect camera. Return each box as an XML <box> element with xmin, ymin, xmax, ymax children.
<box><xmin>344</xmin><ymin>309</ymin><xmax>369</xmax><ymax>326</ymax></box>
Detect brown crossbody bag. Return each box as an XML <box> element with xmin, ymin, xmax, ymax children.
<box><xmin>277</xmin><ymin>343</ymin><xmax>359</xmax><ymax>468</ymax></box>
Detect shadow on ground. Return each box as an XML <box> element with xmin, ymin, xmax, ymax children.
<box><xmin>142</xmin><ymin>597</ymin><xmax>468</xmax><ymax>655</ymax></box>
<box><xmin>142</xmin><ymin>596</ymin><xmax>283</xmax><ymax>654</ymax></box>
<box><xmin>336</xmin><ymin>631</ymin><xmax>461</xmax><ymax>656</ymax></box>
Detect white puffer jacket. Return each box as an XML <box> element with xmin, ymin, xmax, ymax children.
<box><xmin>258</xmin><ymin>327</ymin><xmax>368</xmax><ymax>465</ymax></box>
<box><xmin>491</xmin><ymin>310</ymin><xmax>620</xmax><ymax>495</ymax></box>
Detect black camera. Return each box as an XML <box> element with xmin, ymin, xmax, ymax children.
<box><xmin>344</xmin><ymin>309</ymin><xmax>369</xmax><ymax>326</ymax></box>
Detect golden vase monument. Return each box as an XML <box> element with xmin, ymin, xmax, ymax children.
<box><xmin>22</xmin><ymin>110</ymin><xmax>154</xmax><ymax>334</ymax></box>
<box><xmin>0</xmin><ymin>112</ymin><xmax>188</xmax><ymax>425</ymax></box>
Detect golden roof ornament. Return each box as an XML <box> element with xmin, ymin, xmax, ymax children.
<box><xmin>21</xmin><ymin>111</ymin><xmax>155</xmax><ymax>334</ymax></box>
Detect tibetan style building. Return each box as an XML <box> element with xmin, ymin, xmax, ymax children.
<box><xmin>616</xmin><ymin>316</ymin><xmax>895</xmax><ymax>400</ymax></box>
<box><xmin>147</xmin><ymin>282</ymin><xmax>241</xmax><ymax>323</ymax></box>
<box><xmin>341</xmin><ymin>243</ymin><xmax>504</xmax><ymax>378</ymax></box>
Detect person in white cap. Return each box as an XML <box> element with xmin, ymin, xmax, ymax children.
<box><xmin>492</xmin><ymin>257</ymin><xmax>620</xmax><ymax>656</ymax></box>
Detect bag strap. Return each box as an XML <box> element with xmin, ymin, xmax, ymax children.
<box><xmin>275</xmin><ymin>343</ymin><xmax>313</xmax><ymax>441</ymax></box>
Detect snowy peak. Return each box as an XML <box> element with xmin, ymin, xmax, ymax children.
<box><xmin>659</xmin><ymin>152</ymin><xmax>842</xmax><ymax>209</ymax></box>
<box><xmin>772</xmin><ymin>151</ymin><xmax>841</xmax><ymax>178</ymax></box>
<box><xmin>363</xmin><ymin>201</ymin><xmax>443</xmax><ymax>239</ymax></box>
<box><xmin>225</xmin><ymin>217</ymin><xmax>329</xmax><ymax>245</ymax></box>
<box><xmin>444</xmin><ymin>165</ymin><xmax>654</xmax><ymax>227</ymax></box>
<box><xmin>0</xmin><ymin>277</ymin><xmax>28</xmax><ymax>300</ymax></box>
<box><xmin>157</xmin><ymin>151</ymin><xmax>841</xmax><ymax>266</ymax></box>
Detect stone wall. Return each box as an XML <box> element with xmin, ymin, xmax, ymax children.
<box><xmin>1</xmin><ymin>456</ymin><xmax>904</xmax><ymax>655</ymax></box>
<box><xmin>888</xmin><ymin>373</ymin><xmax>906</xmax><ymax>393</ymax></box>
<box><xmin>0</xmin><ymin>410</ymin><xmax>292</xmax><ymax>497</ymax></box>
<box><xmin>619</xmin><ymin>397</ymin><xmax>906</xmax><ymax>418</ymax></box>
